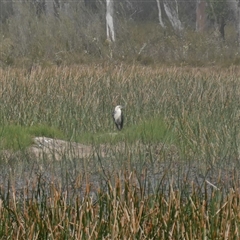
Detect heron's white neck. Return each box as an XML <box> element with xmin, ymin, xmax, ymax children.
<box><xmin>114</xmin><ymin>107</ymin><xmax>121</xmax><ymax>118</ymax></box>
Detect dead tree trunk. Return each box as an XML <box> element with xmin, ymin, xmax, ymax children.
<box><xmin>106</xmin><ymin>0</ymin><xmax>115</xmax><ymax>42</ymax></box>
<box><xmin>156</xmin><ymin>0</ymin><xmax>165</xmax><ymax>28</ymax></box>
<box><xmin>163</xmin><ymin>0</ymin><xmax>183</xmax><ymax>31</ymax></box>
<box><xmin>196</xmin><ymin>0</ymin><xmax>207</xmax><ymax>32</ymax></box>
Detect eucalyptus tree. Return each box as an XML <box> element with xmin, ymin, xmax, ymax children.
<box><xmin>155</xmin><ymin>0</ymin><xmax>182</xmax><ymax>31</ymax></box>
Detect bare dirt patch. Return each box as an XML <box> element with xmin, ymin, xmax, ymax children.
<box><xmin>31</xmin><ymin>137</ymin><xmax>93</xmax><ymax>161</ymax></box>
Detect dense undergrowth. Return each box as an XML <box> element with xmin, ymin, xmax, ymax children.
<box><xmin>0</xmin><ymin>3</ymin><xmax>239</xmax><ymax>68</ymax></box>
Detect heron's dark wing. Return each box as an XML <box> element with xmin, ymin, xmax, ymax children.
<box><xmin>112</xmin><ymin>109</ymin><xmax>124</xmax><ymax>130</ymax></box>
<box><xmin>120</xmin><ymin>112</ymin><xmax>124</xmax><ymax>130</ymax></box>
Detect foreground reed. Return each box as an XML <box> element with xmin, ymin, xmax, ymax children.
<box><xmin>0</xmin><ymin>171</ymin><xmax>240</xmax><ymax>239</ymax></box>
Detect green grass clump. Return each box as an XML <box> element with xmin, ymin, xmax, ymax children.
<box><xmin>0</xmin><ymin>125</ymin><xmax>32</xmax><ymax>150</ymax></box>
<box><xmin>74</xmin><ymin>116</ymin><xmax>173</xmax><ymax>145</ymax></box>
<box><xmin>127</xmin><ymin>117</ymin><xmax>173</xmax><ymax>143</ymax></box>
<box><xmin>0</xmin><ymin>124</ymin><xmax>64</xmax><ymax>150</ymax></box>
<box><xmin>28</xmin><ymin>124</ymin><xmax>64</xmax><ymax>139</ymax></box>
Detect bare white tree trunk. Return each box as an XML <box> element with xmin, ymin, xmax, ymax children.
<box><xmin>163</xmin><ymin>0</ymin><xmax>183</xmax><ymax>31</ymax></box>
<box><xmin>156</xmin><ymin>0</ymin><xmax>165</xmax><ymax>28</ymax></box>
<box><xmin>106</xmin><ymin>0</ymin><xmax>115</xmax><ymax>42</ymax></box>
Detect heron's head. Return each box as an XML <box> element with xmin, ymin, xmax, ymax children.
<box><xmin>115</xmin><ymin>105</ymin><xmax>124</xmax><ymax>111</ymax></box>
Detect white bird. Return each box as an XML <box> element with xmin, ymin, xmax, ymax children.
<box><xmin>112</xmin><ymin>105</ymin><xmax>124</xmax><ymax>130</ymax></box>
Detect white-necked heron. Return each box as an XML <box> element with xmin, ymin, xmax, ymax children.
<box><xmin>112</xmin><ymin>105</ymin><xmax>124</xmax><ymax>130</ymax></box>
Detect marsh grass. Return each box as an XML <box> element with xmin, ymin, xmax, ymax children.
<box><xmin>1</xmin><ymin>65</ymin><xmax>240</xmax><ymax>237</ymax></box>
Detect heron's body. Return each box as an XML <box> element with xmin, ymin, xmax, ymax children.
<box><xmin>113</xmin><ymin>105</ymin><xmax>124</xmax><ymax>130</ymax></box>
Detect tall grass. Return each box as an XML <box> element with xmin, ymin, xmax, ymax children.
<box><xmin>1</xmin><ymin>64</ymin><xmax>240</xmax><ymax>237</ymax></box>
